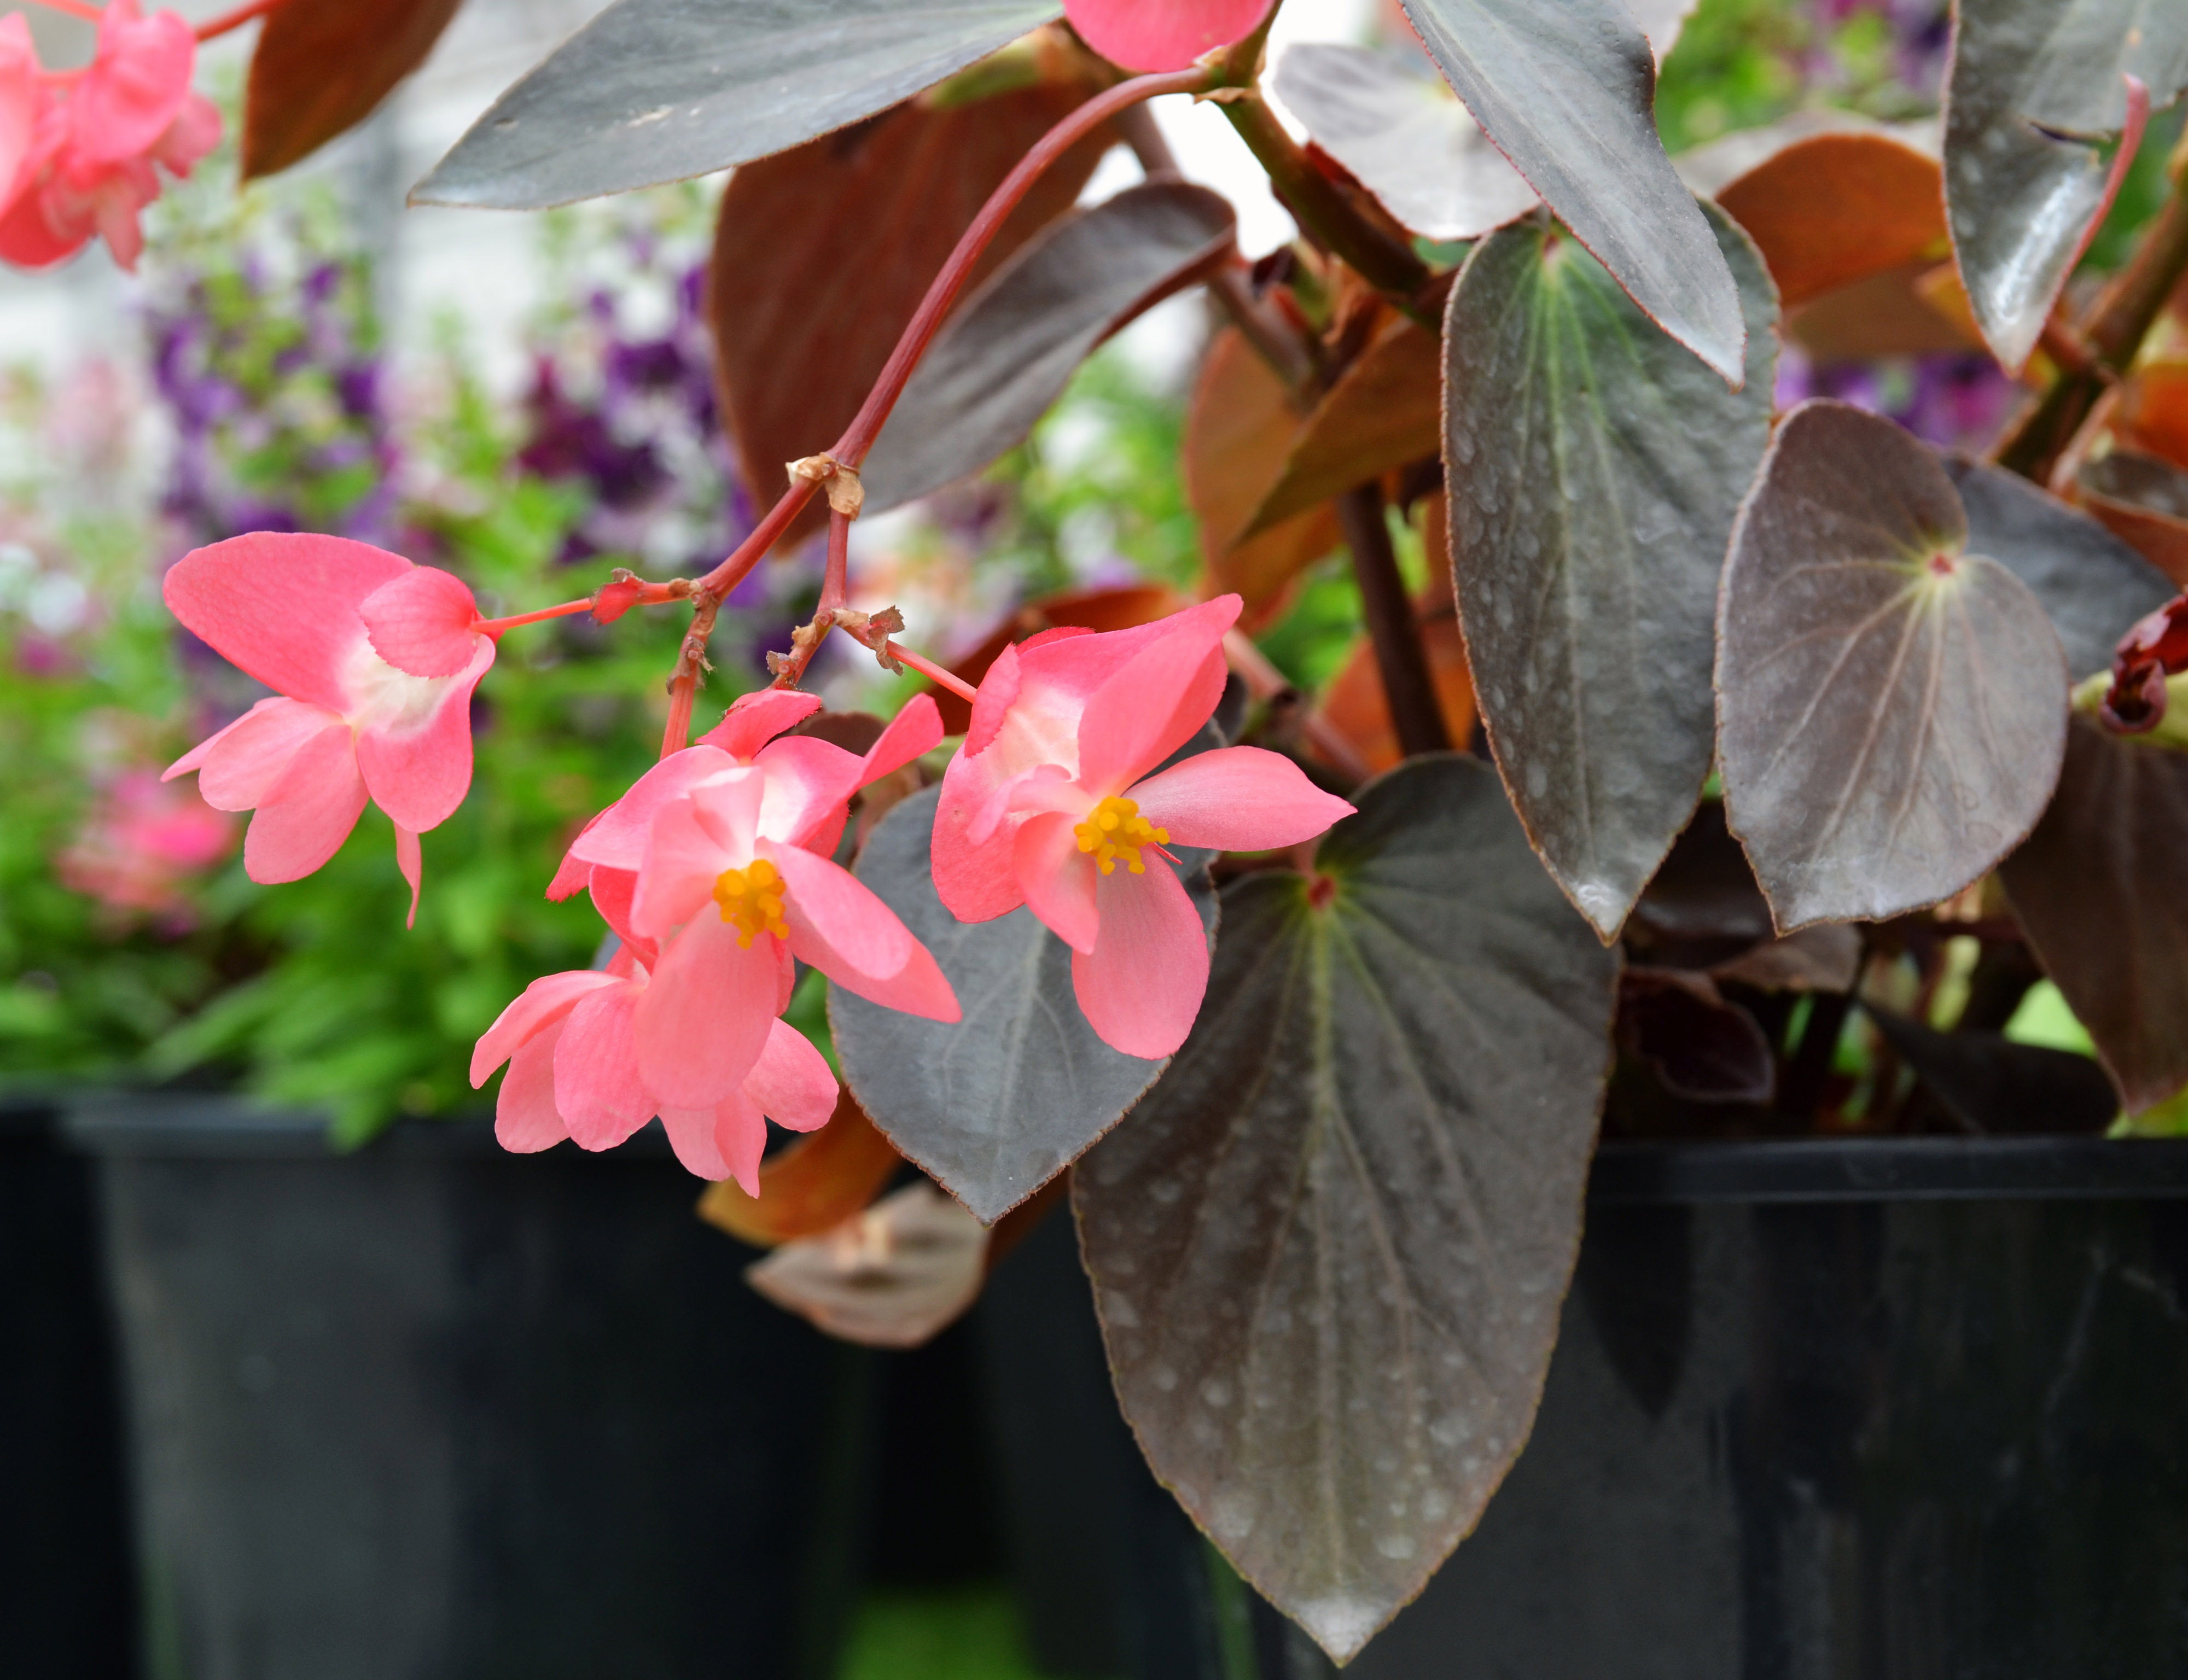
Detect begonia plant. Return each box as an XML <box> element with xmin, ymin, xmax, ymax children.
<box><xmin>32</xmin><ymin>0</ymin><xmax>2188</xmax><ymax>1661</ymax></box>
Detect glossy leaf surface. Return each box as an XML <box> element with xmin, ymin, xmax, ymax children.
<box><xmin>1399</xmin><ymin>0</ymin><xmax>1745</xmax><ymax>383</ymax></box>
<box><xmin>709</xmin><ymin>82</ymin><xmax>1108</xmax><ymax>546</ymax></box>
<box><xmin>1942</xmin><ymin>0</ymin><xmax>2188</xmax><ymax>369</ymax></box>
<box><xmin>2079</xmin><ymin>451</ymin><xmax>2188</xmax><ymax>587</ymax></box>
<box><xmin>1242</xmin><ymin>316</ymin><xmax>1441</xmax><ymax>538</ymax></box>
<box><xmin>416</xmin><ymin>0</ymin><xmax>1066</xmax><ymax>207</ymax></box>
<box><xmin>1941</xmin><ymin>453</ymin><xmax>2175</xmax><ymax>674</ymax></box>
<box><xmin>863</xmin><ymin>183</ymin><xmax>1236</xmax><ymax>512</ymax></box>
<box><xmin>697</xmin><ymin>1092</ymin><xmax>904</xmax><ymax>1246</ymax></box>
<box><xmin>245</xmin><ymin>0</ymin><xmax>461</xmax><ymax>179</ymax></box>
<box><xmin>2001</xmin><ymin>719</ymin><xmax>2188</xmax><ymax>1114</ymax></box>
<box><xmin>1185</xmin><ymin>329</ymin><xmax>1343</xmax><ymax>621</ymax></box>
<box><xmin>831</xmin><ymin>785</ymin><xmax>1215</xmax><ymax>1225</ymax></box>
<box><xmin>1716</xmin><ymin>402</ymin><xmax>2068</xmax><ymax>930</ymax></box>
<box><xmin>1074</xmin><ymin>756</ymin><xmax>1619</xmax><ymax>1663</ymax></box>
<box><xmin>1445</xmin><ymin>207</ymin><xmax>1777</xmax><ymax>939</ymax></box>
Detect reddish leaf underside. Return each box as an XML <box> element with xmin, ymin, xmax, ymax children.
<box><xmin>709</xmin><ymin>80</ymin><xmax>1111</xmax><ymax>547</ymax></box>
<box><xmin>1712</xmin><ymin>129</ymin><xmax>1947</xmax><ymax>310</ymax></box>
<box><xmin>696</xmin><ymin>1090</ymin><xmax>904</xmax><ymax>1247</ymax></box>
<box><xmin>245</xmin><ymin>0</ymin><xmax>463</xmax><ymax>180</ymax></box>
<box><xmin>2078</xmin><ymin>451</ymin><xmax>2188</xmax><ymax>587</ymax></box>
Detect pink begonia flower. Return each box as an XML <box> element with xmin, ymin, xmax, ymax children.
<box><xmin>469</xmin><ymin>946</ymin><xmax>839</xmax><ymax>1188</ymax></box>
<box><xmin>55</xmin><ymin>768</ymin><xmax>237</xmax><ymax>920</ymax></box>
<box><xmin>161</xmin><ymin>532</ymin><xmax>497</xmax><ymax>926</ymax></box>
<box><xmin>933</xmin><ymin>595</ymin><xmax>1354</xmax><ymax>1058</ymax></box>
<box><xmin>0</xmin><ymin>0</ymin><xmax>220</xmax><ymax>272</ymax></box>
<box><xmin>1064</xmin><ymin>0</ymin><xmax>1275</xmax><ymax>72</ymax></box>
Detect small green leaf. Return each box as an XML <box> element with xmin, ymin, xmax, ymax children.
<box><xmin>1074</xmin><ymin>756</ymin><xmax>1618</xmax><ymax>1664</ymax></box>
<box><xmin>1444</xmin><ymin>203</ymin><xmax>1777</xmax><ymax>940</ymax></box>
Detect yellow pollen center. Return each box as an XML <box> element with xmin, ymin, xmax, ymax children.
<box><xmin>1073</xmin><ymin>796</ymin><xmax>1168</xmax><ymax>877</ymax></box>
<box><xmin>712</xmin><ymin>858</ymin><xmax>789</xmax><ymax>948</ymax></box>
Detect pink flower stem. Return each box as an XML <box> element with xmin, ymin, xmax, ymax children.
<box><xmin>24</xmin><ymin>0</ymin><xmax>103</xmax><ymax>21</ymax></box>
<box><xmin>883</xmin><ymin>641</ymin><xmax>980</xmax><ymax>705</ymax></box>
<box><xmin>195</xmin><ymin>0</ymin><xmax>286</xmax><ymax>42</ymax></box>
<box><xmin>471</xmin><ymin>599</ymin><xmax>597</xmax><ymax>637</ymax></box>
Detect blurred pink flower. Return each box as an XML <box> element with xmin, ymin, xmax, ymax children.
<box><xmin>0</xmin><ymin>0</ymin><xmax>220</xmax><ymax>273</ymax></box>
<box><xmin>1064</xmin><ymin>0</ymin><xmax>1275</xmax><ymax>71</ymax></box>
<box><xmin>56</xmin><ymin>768</ymin><xmax>236</xmax><ymax>921</ymax></box>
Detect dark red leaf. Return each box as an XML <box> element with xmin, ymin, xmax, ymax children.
<box><xmin>245</xmin><ymin>0</ymin><xmax>462</xmax><ymax>180</ymax></box>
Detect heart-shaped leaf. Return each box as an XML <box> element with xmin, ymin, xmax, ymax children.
<box><xmin>1445</xmin><ymin>205</ymin><xmax>1777</xmax><ymax>940</ymax></box>
<box><xmin>1185</xmin><ymin>328</ymin><xmax>1343</xmax><ymax>621</ymax></box>
<box><xmin>1715</xmin><ymin>401</ymin><xmax>2069</xmax><ymax>931</ymax></box>
<box><xmin>1942</xmin><ymin>0</ymin><xmax>2186</xmax><ymax>370</ymax></box>
<box><xmin>414</xmin><ymin>0</ymin><xmax>1064</xmax><ymax>208</ymax></box>
<box><xmin>1941</xmin><ymin>452</ymin><xmax>2177</xmax><ymax>674</ymax></box>
<box><xmin>1398</xmin><ymin>0</ymin><xmax>1746</xmax><ymax>384</ymax></box>
<box><xmin>830</xmin><ymin>784</ymin><xmax>1217</xmax><ymax>1225</ymax></box>
<box><xmin>1270</xmin><ymin>4</ymin><xmax>1695</xmax><ymax>243</ymax></box>
<box><xmin>1073</xmin><ymin>755</ymin><xmax>1619</xmax><ymax>1664</ymax></box>
<box><xmin>2001</xmin><ymin>719</ymin><xmax>2188</xmax><ymax>1114</ymax></box>
<box><xmin>709</xmin><ymin>79</ymin><xmax>1112</xmax><ymax>549</ymax></box>
<box><xmin>862</xmin><ymin>183</ymin><xmax>1238</xmax><ymax>513</ymax></box>
<box><xmin>2079</xmin><ymin>451</ymin><xmax>2188</xmax><ymax>587</ymax></box>
<box><xmin>1238</xmin><ymin>315</ymin><xmax>1441</xmax><ymax>539</ymax></box>
<box><xmin>245</xmin><ymin>0</ymin><xmax>462</xmax><ymax>179</ymax></box>
<box><xmin>1677</xmin><ymin>113</ymin><xmax>1946</xmax><ymax>309</ymax></box>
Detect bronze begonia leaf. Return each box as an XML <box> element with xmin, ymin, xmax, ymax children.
<box><xmin>1074</xmin><ymin>756</ymin><xmax>1619</xmax><ymax>1664</ymax></box>
<box><xmin>1444</xmin><ymin>205</ymin><xmax>1777</xmax><ymax>939</ymax></box>
<box><xmin>862</xmin><ymin>183</ymin><xmax>1237</xmax><ymax>512</ymax></box>
<box><xmin>415</xmin><ymin>0</ymin><xmax>1065</xmax><ymax>208</ymax></box>
<box><xmin>1716</xmin><ymin>401</ymin><xmax>2069</xmax><ymax>931</ymax></box>
<box><xmin>245</xmin><ymin>0</ymin><xmax>462</xmax><ymax>180</ymax></box>
<box><xmin>2078</xmin><ymin>451</ymin><xmax>2188</xmax><ymax>588</ymax></box>
<box><xmin>2001</xmin><ymin>718</ymin><xmax>2188</xmax><ymax>1115</ymax></box>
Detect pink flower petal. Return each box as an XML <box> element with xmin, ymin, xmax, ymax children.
<box><xmin>1064</xmin><ymin>0</ymin><xmax>1275</xmax><ymax>71</ymax></box>
<box><xmin>965</xmin><ymin>640</ymin><xmax>1022</xmax><ymax>757</ymax></box>
<box><xmin>744</xmin><ymin>1018</ymin><xmax>839</xmax><ymax>1134</ymax></box>
<box><xmin>359</xmin><ymin>567</ymin><xmax>482</xmax><ymax>679</ymax></box>
<box><xmin>1014</xmin><ymin>810</ymin><xmax>1101</xmax><ymax>955</ymax></box>
<box><xmin>0</xmin><ymin>16</ymin><xmax>40</xmax><ymax>199</ymax></box>
<box><xmin>751</xmin><ymin>734</ymin><xmax>865</xmax><ymax>847</ymax></box>
<box><xmin>1129</xmin><ymin>745</ymin><xmax>1356</xmax><ymax>851</ymax></box>
<box><xmin>767</xmin><ymin>841</ymin><xmax>916</xmax><ymax>984</ymax></box>
<box><xmin>497</xmin><ymin>1022</ymin><xmax>572</xmax><ymax>1154</ymax></box>
<box><xmin>633</xmin><ymin>912</ymin><xmax>778</xmax><ymax>1111</ymax></box>
<box><xmin>470</xmin><ymin>968</ymin><xmax>621</xmax><ymax>1085</ymax></box>
<box><xmin>242</xmin><ymin>722</ymin><xmax>368</xmax><ymax>883</ymax></box>
<box><xmin>162</xmin><ymin>534</ymin><xmax>411</xmax><ymax>714</ymax></box>
<box><xmin>1071</xmin><ymin>860</ymin><xmax>1209</xmax><ymax>1059</ymax></box>
<box><xmin>631</xmin><ymin>792</ymin><xmax>735</xmax><ymax>939</ymax></box>
<box><xmin>568</xmin><ymin>746</ymin><xmax>736</xmax><ymax>871</ymax></box>
<box><xmin>1074</xmin><ymin>603</ymin><xmax>1237</xmax><ymax>796</ymax></box>
<box><xmin>715</xmin><ymin>1090</ymin><xmax>770</xmax><ymax>1195</ymax></box>
<box><xmin>75</xmin><ymin>0</ymin><xmax>196</xmax><ymax>165</ymax></box>
<box><xmin>657</xmin><ymin>1104</ymin><xmax>733</xmax><ymax>1180</ymax></box>
<box><xmin>153</xmin><ymin>91</ymin><xmax>220</xmax><ymax>176</ymax></box>
<box><xmin>586</xmin><ymin>865</ymin><xmax>657</xmax><ymax>970</ymax></box>
<box><xmin>167</xmin><ymin>696</ymin><xmax>337</xmax><ymax>810</ymax></box>
<box><xmin>1013</xmin><ymin>605</ymin><xmax>1226</xmax><ymax>723</ymax></box>
<box><xmin>395</xmin><ymin>824</ymin><xmax>422</xmax><ymax>929</ymax></box>
<box><xmin>699</xmin><ymin>689</ymin><xmax>823</xmax><ymax>759</ymax></box>
<box><xmin>830</xmin><ymin>938</ymin><xmax>962</xmax><ymax>1023</ymax></box>
<box><xmin>933</xmin><ymin>750</ymin><xmax>1031</xmax><ymax>924</ymax></box>
<box><xmin>859</xmin><ymin>692</ymin><xmax>944</xmax><ymax>786</ymax></box>
<box><xmin>545</xmin><ymin>816</ymin><xmax>601</xmax><ymax>901</ymax></box>
<box><xmin>554</xmin><ymin>983</ymin><xmax>655</xmax><ymax>1151</ymax></box>
<box><xmin>353</xmin><ymin>635</ymin><xmax>496</xmax><ymax>833</ymax></box>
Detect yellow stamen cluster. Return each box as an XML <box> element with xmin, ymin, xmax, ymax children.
<box><xmin>1074</xmin><ymin>796</ymin><xmax>1167</xmax><ymax>877</ymax></box>
<box><xmin>712</xmin><ymin>858</ymin><xmax>788</xmax><ymax>948</ymax></box>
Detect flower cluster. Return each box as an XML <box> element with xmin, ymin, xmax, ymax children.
<box><xmin>0</xmin><ymin>1</ymin><xmax>219</xmax><ymax>273</ymax></box>
<box><xmin>160</xmin><ymin>534</ymin><xmax>1355</xmax><ymax>1182</ymax></box>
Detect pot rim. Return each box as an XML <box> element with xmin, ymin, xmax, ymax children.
<box><xmin>59</xmin><ymin>1093</ymin><xmax>676</xmax><ymax>1162</ymax></box>
<box><xmin>1591</xmin><ymin>1135</ymin><xmax>2188</xmax><ymax>1204</ymax></box>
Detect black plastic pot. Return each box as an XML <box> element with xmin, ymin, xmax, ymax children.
<box><xmin>1321</xmin><ymin>1137</ymin><xmax>2188</xmax><ymax>1679</ymax></box>
<box><xmin>68</xmin><ymin>1096</ymin><xmax>864</xmax><ymax>1680</ymax></box>
<box><xmin>1</xmin><ymin>1092</ymin><xmax>137</xmax><ymax>1679</ymax></box>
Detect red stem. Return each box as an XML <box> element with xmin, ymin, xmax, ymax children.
<box><xmin>886</xmin><ymin>641</ymin><xmax>980</xmax><ymax>704</ymax></box>
<box><xmin>817</xmin><ymin>509</ymin><xmax>851</xmax><ymax>615</ymax></box>
<box><xmin>195</xmin><ymin>0</ymin><xmax>286</xmax><ymax>40</ymax></box>
<box><xmin>473</xmin><ymin>599</ymin><xmax>595</xmax><ymax>637</ymax></box>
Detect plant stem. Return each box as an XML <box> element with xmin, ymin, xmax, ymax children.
<box><xmin>1335</xmin><ymin>483</ymin><xmax>1450</xmax><ymax>757</ymax></box>
<box><xmin>24</xmin><ymin>0</ymin><xmax>102</xmax><ymax>23</ymax></box>
<box><xmin>660</xmin><ymin>593</ymin><xmax>722</xmax><ymax>757</ymax></box>
<box><xmin>1215</xmin><ymin>90</ymin><xmax>1432</xmax><ymax>314</ymax></box>
<box><xmin>1220</xmin><ymin>630</ymin><xmax>1374</xmax><ymax>784</ymax></box>
<box><xmin>472</xmin><ymin>599</ymin><xmax>596</xmax><ymax>636</ymax></box>
<box><xmin>195</xmin><ymin>0</ymin><xmax>287</xmax><ymax>41</ymax></box>
<box><xmin>885</xmin><ymin>640</ymin><xmax>980</xmax><ymax>704</ymax></box>
<box><xmin>816</xmin><ymin>508</ymin><xmax>851</xmax><ymax>615</ymax></box>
